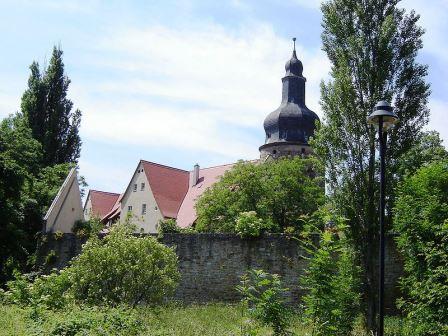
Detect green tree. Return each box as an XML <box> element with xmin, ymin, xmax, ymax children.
<box><xmin>313</xmin><ymin>0</ymin><xmax>431</xmax><ymax>330</ymax></box>
<box><xmin>195</xmin><ymin>157</ymin><xmax>324</xmax><ymax>233</ymax></box>
<box><xmin>393</xmin><ymin>160</ymin><xmax>448</xmax><ymax>335</ymax></box>
<box><xmin>396</xmin><ymin>131</ymin><xmax>448</xmax><ymax>177</ymax></box>
<box><xmin>0</xmin><ymin>114</ymin><xmax>73</xmax><ymax>283</ymax></box>
<box><xmin>0</xmin><ymin>114</ymin><xmax>41</xmax><ymax>283</ymax></box>
<box><xmin>22</xmin><ymin>46</ymin><xmax>82</xmax><ymax>166</ymax></box>
<box><xmin>301</xmin><ymin>210</ymin><xmax>361</xmax><ymax>336</ymax></box>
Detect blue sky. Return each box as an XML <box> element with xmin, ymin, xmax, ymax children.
<box><xmin>0</xmin><ymin>0</ymin><xmax>447</xmax><ymax>194</ymax></box>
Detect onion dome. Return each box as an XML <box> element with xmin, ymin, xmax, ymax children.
<box><xmin>261</xmin><ymin>38</ymin><xmax>319</xmax><ymax>146</ymax></box>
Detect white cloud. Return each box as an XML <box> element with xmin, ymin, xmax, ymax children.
<box><xmin>74</xmin><ymin>22</ymin><xmax>330</xmax><ymax>160</ymax></box>
<box><xmin>426</xmin><ymin>99</ymin><xmax>448</xmax><ymax>145</ymax></box>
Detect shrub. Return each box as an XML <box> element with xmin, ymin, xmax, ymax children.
<box><xmin>68</xmin><ymin>223</ymin><xmax>180</xmax><ymax>306</ymax></box>
<box><xmin>5</xmin><ymin>271</ymin><xmax>33</xmax><ymax>306</ymax></box>
<box><xmin>300</xmin><ymin>210</ymin><xmax>361</xmax><ymax>336</ymax></box>
<box><xmin>158</xmin><ymin>218</ymin><xmax>181</xmax><ymax>234</ymax></box>
<box><xmin>237</xmin><ymin>269</ymin><xmax>292</xmax><ymax>335</ymax></box>
<box><xmin>31</xmin><ymin>270</ymin><xmax>71</xmax><ymax>309</ymax></box>
<box><xmin>53</xmin><ymin>231</ymin><xmax>64</xmax><ymax>240</ymax></box>
<box><xmin>195</xmin><ymin>157</ymin><xmax>324</xmax><ymax>233</ymax></box>
<box><xmin>49</xmin><ymin>305</ymin><xmax>143</xmax><ymax>336</ymax></box>
<box><xmin>5</xmin><ymin>269</ymin><xmax>71</xmax><ymax>309</ymax></box>
<box><xmin>235</xmin><ymin>211</ymin><xmax>268</xmax><ymax>238</ymax></box>
<box><xmin>72</xmin><ymin>218</ymin><xmax>103</xmax><ymax>237</ymax></box>
<box><xmin>393</xmin><ymin>160</ymin><xmax>448</xmax><ymax>335</ymax></box>
<box><xmin>45</xmin><ymin>250</ymin><xmax>57</xmax><ymax>265</ymax></box>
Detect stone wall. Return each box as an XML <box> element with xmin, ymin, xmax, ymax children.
<box><xmin>37</xmin><ymin>233</ymin><xmax>403</xmax><ymax>312</ymax></box>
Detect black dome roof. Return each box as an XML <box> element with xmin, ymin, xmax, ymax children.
<box><xmin>264</xmin><ymin>103</ymin><xmax>319</xmax><ymax>144</ymax></box>
<box><xmin>262</xmin><ymin>47</ymin><xmax>319</xmax><ymax>145</ymax></box>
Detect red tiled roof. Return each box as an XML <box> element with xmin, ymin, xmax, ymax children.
<box><xmin>141</xmin><ymin>160</ymin><xmax>189</xmax><ymax>219</ymax></box>
<box><xmin>87</xmin><ymin>190</ymin><xmax>120</xmax><ymax>219</ymax></box>
<box><xmin>101</xmin><ymin>193</ymin><xmax>123</xmax><ymax>223</ymax></box>
<box><xmin>177</xmin><ymin>163</ymin><xmax>234</xmax><ymax>228</ymax></box>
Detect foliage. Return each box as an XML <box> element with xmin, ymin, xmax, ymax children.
<box><xmin>196</xmin><ymin>157</ymin><xmax>324</xmax><ymax>233</ymax></box>
<box><xmin>72</xmin><ymin>218</ymin><xmax>103</xmax><ymax>237</ymax></box>
<box><xmin>237</xmin><ymin>269</ymin><xmax>292</xmax><ymax>335</ymax></box>
<box><xmin>393</xmin><ymin>160</ymin><xmax>448</xmax><ymax>335</ymax></box>
<box><xmin>68</xmin><ymin>223</ymin><xmax>180</xmax><ymax>306</ymax></box>
<box><xmin>0</xmin><ymin>302</ymin><xmax>418</xmax><ymax>336</ymax></box>
<box><xmin>0</xmin><ymin>115</ymin><xmax>42</xmax><ymax>283</ymax></box>
<box><xmin>158</xmin><ymin>218</ymin><xmax>181</xmax><ymax>233</ymax></box>
<box><xmin>49</xmin><ymin>305</ymin><xmax>143</xmax><ymax>336</ymax></box>
<box><xmin>313</xmin><ymin>0</ymin><xmax>431</xmax><ymax>330</ymax></box>
<box><xmin>5</xmin><ymin>269</ymin><xmax>71</xmax><ymax>310</ymax></box>
<box><xmin>300</xmin><ymin>211</ymin><xmax>361</xmax><ymax>336</ymax></box>
<box><xmin>21</xmin><ymin>46</ymin><xmax>82</xmax><ymax>166</ymax></box>
<box><xmin>396</xmin><ymin>131</ymin><xmax>448</xmax><ymax>177</ymax></box>
<box><xmin>44</xmin><ymin>250</ymin><xmax>58</xmax><ymax>265</ymax></box>
<box><xmin>235</xmin><ymin>211</ymin><xmax>269</xmax><ymax>238</ymax></box>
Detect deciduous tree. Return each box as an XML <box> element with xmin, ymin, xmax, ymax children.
<box><xmin>22</xmin><ymin>46</ymin><xmax>82</xmax><ymax>166</ymax></box>
<box><xmin>313</xmin><ymin>0</ymin><xmax>431</xmax><ymax>331</ymax></box>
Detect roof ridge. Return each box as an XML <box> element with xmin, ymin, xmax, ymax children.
<box><xmin>90</xmin><ymin>190</ymin><xmax>120</xmax><ymax>196</ymax></box>
<box><xmin>140</xmin><ymin>159</ymin><xmax>189</xmax><ymax>173</ymax></box>
<box><xmin>197</xmin><ymin>159</ymin><xmax>258</xmax><ymax>171</ymax></box>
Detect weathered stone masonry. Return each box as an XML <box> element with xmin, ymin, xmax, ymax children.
<box><xmin>37</xmin><ymin>233</ymin><xmax>403</xmax><ymax>312</ymax></box>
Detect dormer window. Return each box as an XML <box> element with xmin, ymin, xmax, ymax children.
<box><xmin>133</xmin><ymin>184</ymin><xmax>137</xmax><ymax>192</ymax></box>
<box><xmin>141</xmin><ymin>182</ymin><xmax>145</xmax><ymax>191</ymax></box>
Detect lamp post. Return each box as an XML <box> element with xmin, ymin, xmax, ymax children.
<box><xmin>367</xmin><ymin>101</ymin><xmax>399</xmax><ymax>336</ymax></box>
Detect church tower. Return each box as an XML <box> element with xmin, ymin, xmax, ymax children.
<box><xmin>259</xmin><ymin>38</ymin><xmax>320</xmax><ymax>160</ymax></box>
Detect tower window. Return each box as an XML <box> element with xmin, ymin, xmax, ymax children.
<box><xmin>133</xmin><ymin>184</ymin><xmax>137</xmax><ymax>192</ymax></box>
<box><xmin>141</xmin><ymin>182</ymin><xmax>145</xmax><ymax>191</ymax></box>
<box><xmin>273</xmin><ymin>150</ymin><xmax>277</xmax><ymax>154</ymax></box>
<box><xmin>142</xmin><ymin>204</ymin><xmax>147</xmax><ymax>215</ymax></box>
<box><xmin>128</xmin><ymin>205</ymin><xmax>133</xmax><ymax>212</ymax></box>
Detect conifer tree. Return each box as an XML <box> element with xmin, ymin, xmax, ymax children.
<box><xmin>313</xmin><ymin>0</ymin><xmax>430</xmax><ymax>331</ymax></box>
<box><xmin>22</xmin><ymin>46</ymin><xmax>81</xmax><ymax>166</ymax></box>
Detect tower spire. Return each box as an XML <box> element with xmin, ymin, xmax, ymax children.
<box><xmin>292</xmin><ymin>37</ymin><xmax>296</xmax><ymax>52</ymax></box>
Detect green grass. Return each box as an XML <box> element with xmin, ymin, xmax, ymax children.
<box><xmin>0</xmin><ymin>302</ymin><xmax>405</xmax><ymax>336</ymax></box>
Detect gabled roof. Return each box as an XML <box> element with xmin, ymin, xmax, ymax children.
<box><xmin>177</xmin><ymin>163</ymin><xmax>234</xmax><ymax>228</ymax></box>
<box><xmin>141</xmin><ymin>160</ymin><xmax>189</xmax><ymax>219</ymax></box>
<box><xmin>102</xmin><ymin>193</ymin><xmax>123</xmax><ymax>223</ymax></box>
<box><xmin>86</xmin><ymin>190</ymin><xmax>120</xmax><ymax>219</ymax></box>
<box><xmin>44</xmin><ymin>167</ymin><xmax>84</xmax><ymax>232</ymax></box>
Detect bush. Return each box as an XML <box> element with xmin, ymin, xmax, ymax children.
<box><xmin>235</xmin><ymin>211</ymin><xmax>268</xmax><ymax>238</ymax></box>
<box><xmin>72</xmin><ymin>218</ymin><xmax>103</xmax><ymax>237</ymax></box>
<box><xmin>237</xmin><ymin>269</ymin><xmax>292</xmax><ymax>335</ymax></box>
<box><xmin>68</xmin><ymin>223</ymin><xmax>180</xmax><ymax>306</ymax></box>
<box><xmin>158</xmin><ymin>218</ymin><xmax>181</xmax><ymax>234</ymax></box>
<box><xmin>195</xmin><ymin>157</ymin><xmax>324</xmax><ymax>233</ymax></box>
<box><xmin>300</xmin><ymin>210</ymin><xmax>361</xmax><ymax>336</ymax></box>
<box><xmin>5</xmin><ymin>269</ymin><xmax>71</xmax><ymax>310</ymax></box>
<box><xmin>49</xmin><ymin>305</ymin><xmax>143</xmax><ymax>336</ymax></box>
<box><xmin>393</xmin><ymin>160</ymin><xmax>448</xmax><ymax>335</ymax></box>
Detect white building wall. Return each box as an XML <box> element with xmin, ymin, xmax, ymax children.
<box><xmin>119</xmin><ymin>162</ymin><xmax>164</xmax><ymax>233</ymax></box>
<box><xmin>44</xmin><ymin>168</ymin><xmax>84</xmax><ymax>233</ymax></box>
<box><xmin>83</xmin><ymin>196</ymin><xmax>93</xmax><ymax>221</ymax></box>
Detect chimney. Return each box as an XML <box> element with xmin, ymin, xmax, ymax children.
<box><xmin>190</xmin><ymin>163</ymin><xmax>200</xmax><ymax>187</ymax></box>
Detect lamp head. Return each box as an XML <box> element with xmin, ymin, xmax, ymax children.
<box><xmin>367</xmin><ymin>100</ymin><xmax>399</xmax><ymax>132</ymax></box>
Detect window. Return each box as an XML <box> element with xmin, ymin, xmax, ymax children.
<box><xmin>133</xmin><ymin>183</ymin><xmax>137</xmax><ymax>192</ymax></box>
<box><xmin>127</xmin><ymin>205</ymin><xmax>133</xmax><ymax>212</ymax></box>
<box><xmin>141</xmin><ymin>182</ymin><xmax>145</xmax><ymax>191</ymax></box>
<box><xmin>142</xmin><ymin>204</ymin><xmax>147</xmax><ymax>215</ymax></box>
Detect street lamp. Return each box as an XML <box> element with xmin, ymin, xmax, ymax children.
<box><xmin>367</xmin><ymin>101</ymin><xmax>399</xmax><ymax>336</ymax></box>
